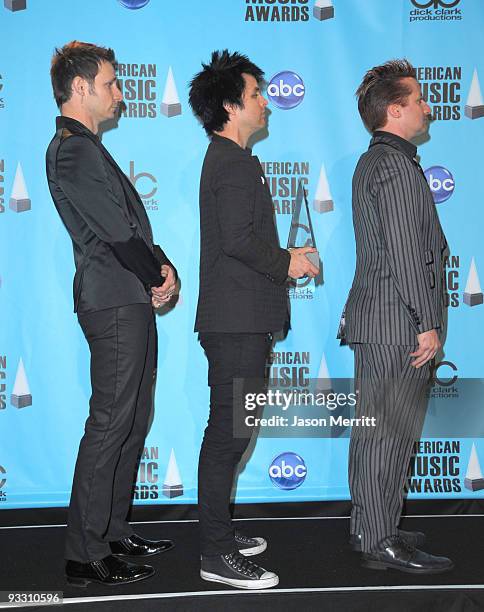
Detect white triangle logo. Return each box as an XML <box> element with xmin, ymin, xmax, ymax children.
<box><xmin>466</xmin><ymin>443</ymin><xmax>483</xmax><ymax>480</ymax></box>
<box><xmin>162</xmin><ymin>66</ymin><xmax>180</xmax><ymax>105</ymax></box>
<box><xmin>466</xmin><ymin>69</ymin><xmax>484</xmax><ymax>107</ymax></box>
<box><xmin>11</xmin><ymin>162</ymin><xmax>29</xmax><ymax>200</ymax></box>
<box><xmin>316</xmin><ymin>352</ymin><xmax>332</xmax><ymax>392</ymax></box>
<box><xmin>163</xmin><ymin>448</ymin><xmax>182</xmax><ymax>487</ymax></box>
<box><xmin>13</xmin><ymin>357</ymin><xmax>30</xmax><ymax>396</ymax></box>
<box><xmin>465</xmin><ymin>257</ymin><xmax>482</xmax><ymax>294</ymax></box>
<box><xmin>313</xmin><ymin>163</ymin><xmax>334</xmax><ymax>213</ymax></box>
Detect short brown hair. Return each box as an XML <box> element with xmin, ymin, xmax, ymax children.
<box><xmin>356</xmin><ymin>59</ymin><xmax>417</xmax><ymax>132</ymax></box>
<box><xmin>50</xmin><ymin>41</ymin><xmax>116</xmax><ymax>108</ymax></box>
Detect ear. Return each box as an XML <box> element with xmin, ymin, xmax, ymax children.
<box><xmin>387</xmin><ymin>103</ymin><xmax>401</xmax><ymax>120</ymax></box>
<box><xmin>71</xmin><ymin>75</ymin><xmax>88</xmax><ymax>98</ymax></box>
<box><xmin>223</xmin><ymin>102</ymin><xmax>237</xmax><ymax>118</ymax></box>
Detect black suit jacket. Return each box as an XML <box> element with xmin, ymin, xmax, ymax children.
<box><xmin>46</xmin><ymin>116</ymin><xmax>174</xmax><ymax>313</ymax></box>
<box><xmin>343</xmin><ymin>131</ymin><xmax>447</xmax><ymax>345</ymax></box>
<box><xmin>195</xmin><ymin>134</ymin><xmax>290</xmax><ymax>333</ymax></box>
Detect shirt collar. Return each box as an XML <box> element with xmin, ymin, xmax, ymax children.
<box><xmin>211</xmin><ymin>133</ymin><xmax>252</xmax><ymax>156</ymax></box>
<box><xmin>371</xmin><ymin>130</ymin><xmax>417</xmax><ymax>161</ymax></box>
<box><xmin>55</xmin><ymin>116</ymin><xmax>99</xmax><ymax>140</ymax></box>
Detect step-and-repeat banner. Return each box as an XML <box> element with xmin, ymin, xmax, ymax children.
<box><xmin>1</xmin><ymin>0</ymin><xmax>483</xmax><ymax>509</ymax></box>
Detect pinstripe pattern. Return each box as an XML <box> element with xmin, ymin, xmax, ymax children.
<box><xmin>344</xmin><ymin>133</ymin><xmax>447</xmax><ymax>345</ymax></box>
<box><xmin>349</xmin><ymin>344</ymin><xmax>432</xmax><ymax>553</ymax></box>
<box><xmin>343</xmin><ymin>132</ymin><xmax>447</xmax><ymax>553</ymax></box>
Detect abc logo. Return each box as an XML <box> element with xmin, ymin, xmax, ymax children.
<box><xmin>269</xmin><ymin>452</ymin><xmax>307</xmax><ymax>490</ymax></box>
<box><xmin>117</xmin><ymin>0</ymin><xmax>150</xmax><ymax>9</ymax></box>
<box><xmin>424</xmin><ymin>166</ymin><xmax>455</xmax><ymax>204</ymax></box>
<box><xmin>267</xmin><ymin>72</ymin><xmax>305</xmax><ymax>110</ymax></box>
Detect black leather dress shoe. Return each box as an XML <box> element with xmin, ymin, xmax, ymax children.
<box><xmin>110</xmin><ymin>534</ymin><xmax>174</xmax><ymax>557</ymax></box>
<box><xmin>349</xmin><ymin>529</ymin><xmax>425</xmax><ymax>552</ymax></box>
<box><xmin>361</xmin><ymin>537</ymin><xmax>454</xmax><ymax>574</ymax></box>
<box><xmin>65</xmin><ymin>554</ymin><xmax>154</xmax><ymax>587</ymax></box>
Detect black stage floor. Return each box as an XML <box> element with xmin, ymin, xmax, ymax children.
<box><xmin>1</xmin><ymin>515</ymin><xmax>484</xmax><ymax>611</ymax></box>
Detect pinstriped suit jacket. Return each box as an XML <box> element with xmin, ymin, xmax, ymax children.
<box><xmin>343</xmin><ymin>132</ymin><xmax>448</xmax><ymax>345</ymax></box>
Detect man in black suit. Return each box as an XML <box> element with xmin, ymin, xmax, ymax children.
<box><xmin>341</xmin><ymin>59</ymin><xmax>452</xmax><ymax>573</ymax></box>
<box><xmin>189</xmin><ymin>50</ymin><xmax>318</xmax><ymax>589</ymax></box>
<box><xmin>46</xmin><ymin>41</ymin><xmax>176</xmax><ymax>586</ymax></box>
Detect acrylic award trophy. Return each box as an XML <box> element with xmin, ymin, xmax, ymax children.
<box><xmin>287</xmin><ymin>179</ymin><xmax>320</xmax><ymax>271</ymax></box>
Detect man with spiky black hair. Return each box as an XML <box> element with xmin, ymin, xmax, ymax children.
<box><xmin>189</xmin><ymin>50</ymin><xmax>318</xmax><ymax>590</ymax></box>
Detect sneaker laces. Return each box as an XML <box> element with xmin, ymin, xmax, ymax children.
<box><xmin>224</xmin><ymin>552</ymin><xmax>260</xmax><ymax>577</ymax></box>
<box><xmin>234</xmin><ymin>532</ymin><xmax>253</xmax><ymax>544</ymax></box>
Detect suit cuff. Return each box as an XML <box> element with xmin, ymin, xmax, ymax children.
<box><xmin>267</xmin><ymin>248</ymin><xmax>291</xmax><ymax>285</ymax></box>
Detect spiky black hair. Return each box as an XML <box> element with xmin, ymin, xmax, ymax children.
<box><xmin>188</xmin><ymin>49</ymin><xmax>264</xmax><ymax>135</ymax></box>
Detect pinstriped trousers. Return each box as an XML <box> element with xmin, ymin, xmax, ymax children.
<box><xmin>348</xmin><ymin>344</ymin><xmax>433</xmax><ymax>553</ymax></box>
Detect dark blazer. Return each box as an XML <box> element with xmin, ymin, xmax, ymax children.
<box><xmin>195</xmin><ymin>134</ymin><xmax>290</xmax><ymax>333</ymax></box>
<box><xmin>46</xmin><ymin>116</ymin><xmax>174</xmax><ymax>313</ymax></box>
<box><xmin>343</xmin><ymin>131</ymin><xmax>448</xmax><ymax>345</ymax></box>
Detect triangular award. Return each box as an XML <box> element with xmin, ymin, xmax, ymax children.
<box><xmin>161</xmin><ymin>67</ymin><xmax>182</xmax><ymax>118</ymax></box>
<box><xmin>162</xmin><ymin>449</ymin><xmax>183</xmax><ymax>498</ymax></box>
<box><xmin>11</xmin><ymin>357</ymin><xmax>32</xmax><ymax>408</ymax></box>
<box><xmin>316</xmin><ymin>352</ymin><xmax>333</xmax><ymax>393</ymax></box>
<box><xmin>463</xmin><ymin>257</ymin><xmax>483</xmax><ymax>307</ymax></box>
<box><xmin>465</xmin><ymin>69</ymin><xmax>484</xmax><ymax>120</ymax></box>
<box><xmin>287</xmin><ymin>179</ymin><xmax>319</xmax><ymax>270</ymax></box>
<box><xmin>313</xmin><ymin>162</ymin><xmax>334</xmax><ymax>213</ymax></box>
<box><xmin>464</xmin><ymin>443</ymin><xmax>484</xmax><ymax>491</ymax></box>
<box><xmin>9</xmin><ymin>162</ymin><xmax>31</xmax><ymax>213</ymax></box>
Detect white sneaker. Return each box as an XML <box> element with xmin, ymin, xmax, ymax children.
<box><xmin>235</xmin><ymin>531</ymin><xmax>267</xmax><ymax>556</ymax></box>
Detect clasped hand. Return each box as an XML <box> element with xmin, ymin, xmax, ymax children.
<box><xmin>288</xmin><ymin>247</ymin><xmax>319</xmax><ymax>279</ymax></box>
<box><xmin>152</xmin><ymin>265</ymin><xmax>176</xmax><ymax>308</ymax></box>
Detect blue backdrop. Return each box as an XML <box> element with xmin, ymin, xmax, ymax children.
<box><xmin>1</xmin><ymin>0</ymin><xmax>483</xmax><ymax>509</ymax></box>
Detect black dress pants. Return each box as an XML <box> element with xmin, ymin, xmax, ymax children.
<box><xmin>65</xmin><ymin>303</ymin><xmax>156</xmax><ymax>562</ymax></box>
<box><xmin>198</xmin><ymin>332</ymin><xmax>271</xmax><ymax>557</ymax></box>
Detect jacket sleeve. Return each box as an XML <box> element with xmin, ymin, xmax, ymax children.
<box><xmin>214</xmin><ymin>158</ymin><xmax>290</xmax><ymax>285</ymax></box>
<box><xmin>153</xmin><ymin>244</ymin><xmax>178</xmax><ymax>281</ymax></box>
<box><xmin>56</xmin><ymin>134</ymin><xmax>164</xmax><ymax>289</ymax></box>
<box><xmin>373</xmin><ymin>152</ymin><xmax>440</xmax><ymax>333</ymax></box>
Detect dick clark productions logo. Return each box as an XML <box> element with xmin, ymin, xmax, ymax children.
<box><xmin>424</xmin><ymin>166</ymin><xmax>455</xmax><ymax>203</ymax></box>
<box><xmin>269</xmin><ymin>452</ymin><xmax>307</xmax><ymax>490</ymax></box>
<box><xmin>267</xmin><ymin>72</ymin><xmax>305</xmax><ymax>110</ymax></box>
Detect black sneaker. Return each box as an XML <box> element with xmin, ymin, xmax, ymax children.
<box><xmin>235</xmin><ymin>531</ymin><xmax>267</xmax><ymax>556</ymax></box>
<box><xmin>200</xmin><ymin>552</ymin><xmax>279</xmax><ymax>589</ymax></box>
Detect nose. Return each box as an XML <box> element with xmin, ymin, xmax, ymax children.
<box><xmin>423</xmin><ymin>101</ymin><xmax>431</xmax><ymax>114</ymax></box>
<box><xmin>261</xmin><ymin>95</ymin><xmax>268</xmax><ymax>107</ymax></box>
<box><xmin>114</xmin><ymin>81</ymin><xmax>123</xmax><ymax>102</ymax></box>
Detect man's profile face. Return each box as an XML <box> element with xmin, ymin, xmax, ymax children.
<box><xmin>398</xmin><ymin>77</ymin><xmax>431</xmax><ymax>139</ymax></box>
<box><xmin>233</xmin><ymin>73</ymin><xmax>268</xmax><ymax>137</ymax></box>
<box><xmin>83</xmin><ymin>60</ymin><xmax>123</xmax><ymax>124</ymax></box>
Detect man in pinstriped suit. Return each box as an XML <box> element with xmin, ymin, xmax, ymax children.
<box><xmin>341</xmin><ymin>60</ymin><xmax>453</xmax><ymax>574</ymax></box>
